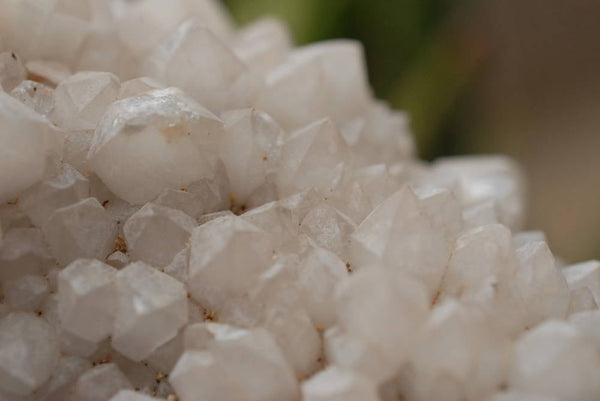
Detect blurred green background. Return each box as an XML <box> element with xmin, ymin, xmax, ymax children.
<box><xmin>224</xmin><ymin>0</ymin><xmax>475</xmax><ymax>160</ymax></box>
<box><xmin>223</xmin><ymin>0</ymin><xmax>600</xmax><ymax>262</ymax></box>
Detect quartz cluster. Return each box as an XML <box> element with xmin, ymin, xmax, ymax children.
<box><xmin>0</xmin><ymin>1</ymin><xmax>597</xmax><ymax>401</ymax></box>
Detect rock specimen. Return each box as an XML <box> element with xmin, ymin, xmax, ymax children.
<box><xmin>0</xmin><ymin>0</ymin><xmax>597</xmax><ymax>400</ymax></box>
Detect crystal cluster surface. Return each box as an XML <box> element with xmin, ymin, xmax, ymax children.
<box><xmin>0</xmin><ymin>1</ymin><xmax>596</xmax><ymax>400</ymax></box>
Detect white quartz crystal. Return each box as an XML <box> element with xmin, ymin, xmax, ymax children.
<box><xmin>43</xmin><ymin>198</ymin><xmax>117</xmax><ymax>266</ymax></box>
<box><xmin>432</xmin><ymin>156</ymin><xmax>526</xmax><ymax>230</ymax></box>
<box><xmin>301</xmin><ymin>366</ymin><xmax>380</xmax><ymax>401</ymax></box>
<box><xmin>58</xmin><ymin>259</ymin><xmax>117</xmax><ymax>342</ymax></box>
<box><xmin>69</xmin><ymin>363</ymin><xmax>133</xmax><ymax>401</ymax></box>
<box><xmin>220</xmin><ymin>108</ymin><xmax>282</xmax><ymax>206</ymax></box>
<box><xmin>19</xmin><ymin>164</ymin><xmax>90</xmax><ymax>228</ymax></box>
<box><xmin>10</xmin><ymin>80</ymin><xmax>55</xmax><ymax>116</ymax></box>
<box><xmin>0</xmin><ymin>313</ymin><xmax>59</xmax><ymax>396</ymax></box>
<box><xmin>324</xmin><ymin>326</ymin><xmax>397</xmax><ymax>384</ymax></box>
<box><xmin>3</xmin><ymin>275</ymin><xmax>49</xmax><ymax>312</ymax></box>
<box><xmin>234</xmin><ymin>18</ymin><xmax>292</xmax><ymax>73</ymax></box>
<box><xmin>0</xmin><ymin>228</ymin><xmax>54</xmax><ymax>280</ymax></box>
<box><xmin>295</xmin><ymin>247</ymin><xmax>348</xmax><ymax>327</ymax></box>
<box><xmin>171</xmin><ymin>325</ymin><xmax>299</xmax><ymax>401</ymax></box>
<box><xmin>0</xmin><ymin>91</ymin><xmax>62</xmax><ymax>203</ymax></box>
<box><xmin>351</xmin><ymin>187</ymin><xmax>454</xmax><ymax>296</ymax></box>
<box><xmin>88</xmin><ymin>88</ymin><xmax>224</xmax><ymax>204</ymax></box>
<box><xmin>562</xmin><ymin>260</ymin><xmax>600</xmax><ymax>304</ymax></box>
<box><xmin>277</xmin><ymin>118</ymin><xmax>349</xmax><ymax>197</ymax></box>
<box><xmin>51</xmin><ymin>71</ymin><xmax>120</xmax><ymax>131</ymax></box>
<box><xmin>188</xmin><ymin>215</ymin><xmax>274</xmax><ymax>310</ymax></box>
<box><xmin>124</xmin><ymin>203</ymin><xmax>196</xmax><ymax>267</ymax></box>
<box><xmin>145</xmin><ymin>19</ymin><xmax>256</xmax><ymax>113</ymax></box>
<box><xmin>0</xmin><ymin>1</ymin><xmax>598</xmax><ymax>399</ymax></box>
<box><xmin>408</xmin><ymin>300</ymin><xmax>511</xmax><ymax>401</ymax></box>
<box><xmin>335</xmin><ymin>267</ymin><xmax>429</xmax><ymax>365</ymax></box>
<box><xmin>37</xmin><ymin>355</ymin><xmax>91</xmax><ymax>401</ymax></box>
<box><xmin>508</xmin><ymin>320</ymin><xmax>600</xmax><ymax>401</ymax></box>
<box><xmin>113</xmin><ymin>262</ymin><xmax>188</xmax><ymax>361</ymax></box>
<box><xmin>258</xmin><ymin>41</ymin><xmax>370</xmax><ymax>130</ymax></box>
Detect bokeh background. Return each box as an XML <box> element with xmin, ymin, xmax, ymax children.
<box><xmin>222</xmin><ymin>0</ymin><xmax>600</xmax><ymax>262</ymax></box>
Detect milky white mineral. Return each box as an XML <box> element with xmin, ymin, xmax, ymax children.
<box><xmin>301</xmin><ymin>366</ymin><xmax>380</xmax><ymax>401</ymax></box>
<box><xmin>57</xmin><ymin>259</ymin><xmax>117</xmax><ymax>342</ymax></box>
<box><xmin>112</xmin><ymin>262</ymin><xmax>188</xmax><ymax>361</ymax></box>
<box><xmin>0</xmin><ymin>0</ymin><xmax>599</xmax><ymax>400</ymax></box>
<box><xmin>171</xmin><ymin>325</ymin><xmax>299</xmax><ymax>401</ymax></box>
<box><xmin>0</xmin><ymin>313</ymin><xmax>59</xmax><ymax>396</ymax></box>
<box><xmin>124</xmin><ymin>203</ymin><xmax>196</xmax><ymax>267</ymax></box>
<box><xmin>88</xmin><ymin>88</ymin><xmax>224</xmax><ymax>204</ymax></box>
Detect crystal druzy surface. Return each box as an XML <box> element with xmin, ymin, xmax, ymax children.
<box><xmin>0</xmin><ymin>1</ymin><xmax>596</xmax><ymax>401</ymax></box>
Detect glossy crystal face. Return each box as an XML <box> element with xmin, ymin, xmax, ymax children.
<box><xmin>0</xmin><ymin>1</ymin><xmax>594</xmax><ymax>401</ymax></box>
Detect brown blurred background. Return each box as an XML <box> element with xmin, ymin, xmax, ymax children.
<box><xmin>223</xmin><ymin>0</ymin><xmax>600</xmax><ymax>262</ymax></box>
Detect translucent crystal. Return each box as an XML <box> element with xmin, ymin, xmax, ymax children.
<box><xmin>188</xmin><ymin>215</ymin><xmax>274</xmax><ymax>310</ymax></box>
<box><xmin>69</xmin><ymin>363</ymin><xmax>133</xmax><ymax>401</ymax></box>
<box><xmin>88</xmin><ymin>88</ymin><xmax>224</xmax><ymax>204</ymax></box>
<box><xmin>508</xmin><ymin>320</ymin><xmax>600</xmax><ymax>401</ymax></box>
<box><xmin>0</xmin><ymin>1</ymin><xmax>92</xmax><ymax>66</ymax></box>
<box><xmin>300</xmin><ymin>204</ymin><xmax>356</xmax><ymax>258</ymax></box>
<box><xmin>259</xmin><ymin>300</ymin><xmax>322</xmax><ymax>377</ymax></box>
<box><xmin>153</xmin><ymin>188</ymin><xmax>205</xmax><ymax>219</ymax></box>
<box><xmin>351</xmin><ymin>187</ymin><xmax>453</xmax><ymax>295</ymax></box>
<box><xmin>432</xmin><ymin>156</ymin><xmax>526</xmax><ymax>230</ymax></box>
<box><xmin>19</xmin><ymin>164</ymin><xmax>90</xmax><ymax>228</ymax></box>
<box><xmin>568</xmin><ymin>287</ymin><xmax>598</xmax><ymax>314</ymax></box>
<box><xmin>10</xmin><ymin>80</ymin><xmax>54</xmax><ymax>116</ymax></box>
<box><xmin>36</xmin><ymin>355</ymin><xmax>91</xmax><ymax>401</ymax></box>
<box><xmin>58</xmin><ymin>259</ymin><xmax>117</xmax><ymax>342</ymax></box>
<box><xmin>41</xmin><ymin>294</ymin><xmax>99</xmax><ymax>358</ymax></box>
<box><xmin>0</xmin><ymin>313</ymin><xmax>59</xmax><ymax>396</ymax></box>
<box><xmin>330</xmin><ymin>164</ymin><xmax>397</xmax><ymax>223</ymax></box>
<box><xmin>0</xmin><ymin>91</ymin><xmax>62</xmax><ymax>202</ymax></box>
<box><xmin>562</xmin><ymin>260</ymin><xmax>600</xmax><ymax>304</ymax></box>
<box><xmin>220</xmin><ymin>109</ymin><xmax>282</xmax><ymax>205</ymax></box>
<box><xmin>503</xmin><ymin>241</ymin><xmax>569</xmax><ymax>330</ymax></box>
<box><xmin>569</xmin><ymin>310</ymin><xmax>600</xmax><ymax>348</ymax></box>
<box><xmin>42</xmin><ymin>198</ymin><xmax>117</xmax><ymax>266</ymax></box>
<box><xmin>51</xmin><ymin>71</ymin><xmax>120</xmax><ymax>131</ymax></box>
<box><xmin>171</xmin><ymin>326</ymin><xmax>299</xmax><ymax>401</ymax></box>
<box><xmin>340</xmin><ymin>102</ymin><xmax>414</xmax><ymax>167</ymax></box>
<box><xmin>442</xmin><ymin>224</ymin><xmax>516</xmax><ymax>299</ymax></box>
<box><xmin>145</xmin><ymin>19</ymin><xmax>257</xmax><ymax>112</ymax></box>
<box><xmin>324</xmin><ymin>326</ymin><xmax>397</xmax><ymax>384</ymax></box>
<box><xmin>3</xmin><ymin>275</ymin><xmax>49</xmax><ymax>312</ymax></box>
<box><xmin>124</xmin><ymin>203</ymin><xmax>197</xmax><ymax>267</ymax></box>
<box><xmin>258</xmin><ymin>40</ymin><xmax>370</xmax><ymax>130</ymax></box>
<box><xmin>117</xmin><ymin>77</ymin><xmax>163</xmax><ymax>100</ymax></box>
<box><xmin>106</xmin><ymin>251</ymin><xmax>129</xmax><ymax>269</ymax></box>
<box><xmin>0</xmin><ymin>228</ymin><xmax>54</xmax><ymax>281</ymax></box>
<box><xmin>409</xmin><ymin>300</ymin><xmax>511</xmax><ymax>401</ymax></box>
<box><xmin>277</xmin><ymin>118</ymin><xmax>349</xmax><ymax>197</ymax></box>
<box><xmin>109</xmin><ymin>0</ymin><xmax>233</xmax><ymax>58</ymax></box>
<box><xmin>295</xmin><ymin>247</ymin><xmax>348</xmax><ymax>327</ymax></box>
<box><xmin>62</xmin><ymin>131</ymin><xmax>94</xmax><ymax>172</ymax></box>
<box><xmin>234</xmin><ymin>18</ymin><xmax>292</xmax><ymax>73</ymax></box>
<box><xmin>113</xmin><ymin>262</ymin><xmax>188</xmax><ymax>361</ymax></box>
<box><xmin>335</xmin><ymin>268</ymin><xmax>429</xmax><ymax>365</ymax></box>
<box><xmin>301</xmin><ymin>366</ymin><xmax>380</xmax><ymax>401</ymax></box>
